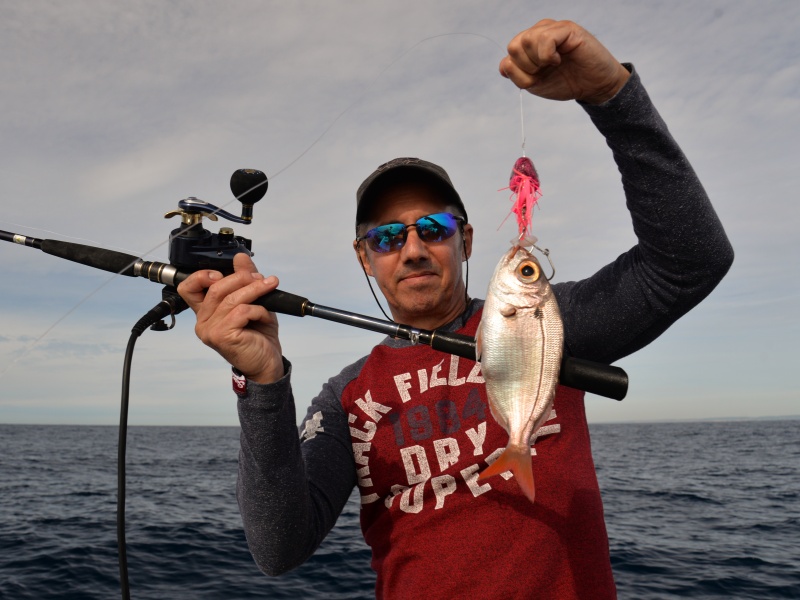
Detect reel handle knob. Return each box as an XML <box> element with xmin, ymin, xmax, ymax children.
<box><xmin>230</xmin><ymin>169</ymin><xmax>268</xmax><ymax>223</ymax></box>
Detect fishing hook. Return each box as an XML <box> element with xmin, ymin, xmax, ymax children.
<box><xmin>531</xmin><ymin>243</ymin><xmax>556</xmax><ymax>281</ymax></box>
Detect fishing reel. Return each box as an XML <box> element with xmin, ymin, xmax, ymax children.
<box><xmin>147</xmin><ymin>168</ymin><xmax>268</xmax><ymax>331</ymax></box>
<box><xmin>163</xmin><ymin>168</ymin><xmax>268</xmax><ymax>275</ymax></box>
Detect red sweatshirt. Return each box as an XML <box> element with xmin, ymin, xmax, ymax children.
<box><xmin>342</xmin><ymin>309</ymin><xmax>615</xmax><ymax>599</ymax></box>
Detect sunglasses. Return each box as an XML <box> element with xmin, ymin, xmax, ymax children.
<box><xmin>357</xmin><ymin>212</ymin><xmax>465</xmax><ymax>253</ymax></box>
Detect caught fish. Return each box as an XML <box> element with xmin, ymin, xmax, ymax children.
<box><xmin>475</xmin><ymin>244</ymin><xmax>563</xmax><ymax>503</ymax></box>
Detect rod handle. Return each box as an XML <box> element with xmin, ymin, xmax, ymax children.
<box><xmin>559</xmin><ymin>356</ymin><xmax>628</xmax><ymax>401</ymax></box>
<box><xmin>40</xmin><ymin>239</ymin><xmax>140</xmax><ymax>276</ymax></box>
<box><xmin>256</xmin><ymin>289</ymin><xmax>309</xmax><ymax>317</ymax></box>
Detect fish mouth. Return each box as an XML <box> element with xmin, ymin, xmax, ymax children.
<box><xmin>505</xmin><ymin>244</ymin><xmax>524</xmax><ymax>261</ymax></box>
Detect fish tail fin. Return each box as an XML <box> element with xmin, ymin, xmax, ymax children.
<box><xmin>478</xmin><ymin>445</ymin><xmax>536</xmax><ymax>503</ymax></box>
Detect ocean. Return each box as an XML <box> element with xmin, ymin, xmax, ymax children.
<box><xmin>1</xmin><ymin>420</ymin><xmax>798</xmax><ymax>599</ymax></box>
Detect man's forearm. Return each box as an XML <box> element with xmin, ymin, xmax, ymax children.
<box><xmin>557</xmin><ymin>66</ymin><xmax>733</xmax><ymax>364</ymax></box>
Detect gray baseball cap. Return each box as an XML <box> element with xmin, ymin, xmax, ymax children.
<box><xmin>355</xmin><ymin>157</ymin><xmax>468</xmax><ymax>228</ymax></box>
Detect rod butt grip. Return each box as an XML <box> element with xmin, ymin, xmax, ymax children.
<box><xmin>560</xmin><ymin>357</ymin><xmax>628</xmax><ymax>400</ymax></box>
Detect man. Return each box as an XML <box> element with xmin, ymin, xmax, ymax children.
<box><xmin>179</xmin><ymin>19</ymin><xmax>733</xmax><ymax>599</ymax></box>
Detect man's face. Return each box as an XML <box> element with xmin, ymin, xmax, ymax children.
<box><xmin>354</xmin><ymin>181</ymin><xmax>473</xmax><ymax>329</ymax></box>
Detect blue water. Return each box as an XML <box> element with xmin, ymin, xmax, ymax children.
<box><xmin>1</xmin><ymin>420</ymin><xmax>798</xmax><ymax>599</ymax></box>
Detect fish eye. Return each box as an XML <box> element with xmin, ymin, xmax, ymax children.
<box><xmin>516</xmin><ymin>260</ymin><xmax>540</xmax><ymax>283</ymax></box>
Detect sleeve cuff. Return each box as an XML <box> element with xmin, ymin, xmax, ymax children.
<box><xmin>232</xmin><ymin>357</ymin><xmax>292</xmax><ymax>398</ymax></box>
<box><xmin>577</xmin><ymin>62</ymin><xmax>636</xmax><ymax>109</ymax></box>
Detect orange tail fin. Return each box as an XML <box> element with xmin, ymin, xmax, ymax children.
<box><xmin>478</xmin><ymin>444</ymin><xmax>536</xmax><ymax>503</ymax></box>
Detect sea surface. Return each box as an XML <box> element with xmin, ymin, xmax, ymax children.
<box><xmin>1</xmin><ymin>420</ymin><xmax>798</xmax><ymax>599</ymax></box>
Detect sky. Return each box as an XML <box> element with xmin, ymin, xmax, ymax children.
<box><xmin>0</xmin><ymin>0</ymin><xmax>797</xmax><ymax>426</ymax></box>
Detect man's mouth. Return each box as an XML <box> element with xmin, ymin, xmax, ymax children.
<box><xmin>400</xmin><ymin>271</ymin><xmax>437</xmax><ymax>283</ymax></box>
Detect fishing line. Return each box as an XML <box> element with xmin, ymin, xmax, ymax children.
<box><xmin>519</xmin><ymin>90</ymin><xmax>528</xmax><ymax>157</ymax></box>
<box><xmin>0</xmin><ymin>279</ymin><xmax>121</xmax><ymax>380</ymax></box>
<box><xmin>1</xmin><ymin>30</ymin><xmax>514</xmax><ymax>384</ymax></box>
<box><xmin>269</xmin><ymin>32</ymin><xmax>507</xmax><ymax>181</ymax></box>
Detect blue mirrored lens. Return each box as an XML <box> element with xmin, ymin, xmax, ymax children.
<box><xmin>366</xmin><ymin>223</ymin><xmax>406</xmax><ymax>252</ymax></box>
<box><xmin>364</xmin><ymin>212</ymin><xmax>460</xmax><ymax>253</ymax></box>
<box><xmin>416</xmin><ymin>213</ymin><xmax>458</xmax><ymax>242</ymax></box>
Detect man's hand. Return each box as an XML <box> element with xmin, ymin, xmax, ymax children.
<box><xmin>178</xmin><ymin>252</ymin><xmax>284</xmax><ymax>384</ymax></box>
<box><xmin>500</xmin><ymin>19</ymin><xmax>630</xmax><ymax>105</ymax></box>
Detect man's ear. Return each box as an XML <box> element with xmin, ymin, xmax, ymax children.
<box><xmin>353</xmin><ymin>240</ymin><xmax>373</xmax><ymax>276</ymax></box>
<box><xmin>462</xmin><ymin>223</ymin><xmax>474</xmax><ymax>261</ymax></box>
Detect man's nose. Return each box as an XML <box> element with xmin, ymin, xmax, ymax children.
<box><xmin>400</xmin><ymin>227</ymin><xmax>429</xmax><ymax>260</ymax></box>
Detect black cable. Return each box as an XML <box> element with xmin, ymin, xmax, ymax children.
<box><xmin>117</xmin><ymin>332</ymin><xmax>137</xmax><ymax>600</ymax></box>
<box><xmin>355</xmin><ymin>247</ymin><xmax>395</xmax><ymax>322</ymax></box>
<box><xmin>117</xmin><ymin>295</ymin><xmax>188</xmax><ymax>600</ymax></box>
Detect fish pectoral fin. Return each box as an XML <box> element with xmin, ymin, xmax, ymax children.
<box><xmin>474</xmin><ymin>326</ymin><xmax>482</xmax><ymax>362</ymax></box>
<box><xmin>499</xmin><ymin>303</ymin><xmax>517</xmax><ymax>318</ymax></box>
<box><xmin>478</xmin><ymin>444</ymin><xmax>536</xmax><ymax>503</ymax></box>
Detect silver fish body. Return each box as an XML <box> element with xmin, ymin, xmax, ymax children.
<box><xmin>475</xmin><ymin>245</ymin><xmax>563</xmax><ymax>502</ymax></box>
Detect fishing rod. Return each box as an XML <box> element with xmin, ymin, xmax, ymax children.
<box><xmin>0</xmin><ymin>228</ymin><xmax>628</xmax><ymax>399</ymax></box>
<box><xmin>2</xmin><ymin>167</ymin><xmax>628</xmax><ymax>599</ymax></box>
<box><xmin>2</xmin><ymin>223</ymin><xmax>628</xmax><ymax>399</ymax></box>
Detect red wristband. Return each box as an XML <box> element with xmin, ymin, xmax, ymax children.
<box><xmin>232</xmin><ymin>367</ymin><xmax>247</xmax><ymax>396</ymax></box>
